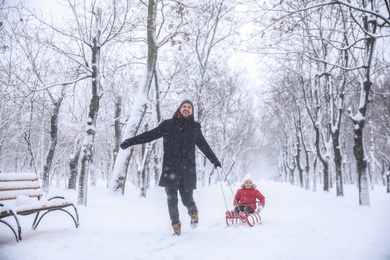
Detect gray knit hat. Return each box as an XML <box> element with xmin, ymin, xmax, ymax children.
<box><xmin>179</xmin><ymin>100</ymin><xmax>194</xmax><ymax>110</ymax></box>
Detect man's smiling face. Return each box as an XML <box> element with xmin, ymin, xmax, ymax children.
<box><xmin>180</xmin><ymin>103</ymin><xmax>193</xmax><ymax>118</ymax></box>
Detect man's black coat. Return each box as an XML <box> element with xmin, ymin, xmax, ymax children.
<box><xmin>122</xmin><ymin>111</ymin><xmax>219</xmax><ymax>191</ymax></box>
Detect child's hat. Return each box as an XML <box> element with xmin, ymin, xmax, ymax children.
<box><xmin>243</xmin><ymin>174</ymin><xmax>252</xmax><ymax>182</ymax></box>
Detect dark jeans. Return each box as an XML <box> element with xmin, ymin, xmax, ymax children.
<box><xmin>165</xmin><ymin>187</ymin><xmax>197</xmax><ymax>225</ymax></box>
<box><xmin>234</xmin><ymin>205</ymin><xmax>254</xmax><ymax>214</ymax></box>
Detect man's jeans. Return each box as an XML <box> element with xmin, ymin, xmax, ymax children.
<box><xmin>165</xmin><ymin>187</ymin><xmax>197</xmax><ymax>225</ymax></box>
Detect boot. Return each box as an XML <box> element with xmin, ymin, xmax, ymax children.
<box><xmin>189</xmin><ymin>210</ymin><xmax>198</xmax><ymax>229</ymax></box>
<box><xmin>172</xmin><ymin>223</ymin><xmax>181</xmax><ymax>236</ymax></box>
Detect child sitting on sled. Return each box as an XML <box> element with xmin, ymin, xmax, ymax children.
<box><xmin>233</xmin><ymin>174</ymin><xmax>265</xmax><ymax>215</ymax></box>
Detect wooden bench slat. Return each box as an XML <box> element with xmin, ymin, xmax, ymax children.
<box><xmin>0</xmin><ymin>173</ymin><xmax>38</xmax><ymax>181</ymax></box>
<box><xmin>0</xmin><ymin>180</ymin><xmax>41</xmax><ymax>192</ymax></box>
<box><xmin>0</xmin><ymin>190</ymin><xmax>43</xmax><ymax>200</ymax></box>
<box><xmin>16</xmin><ymin>201</ymin><xmax>71</xmax><ymax>214</ymax></box>
<box><xmin>0</xmin><ymin>210</ymin><xmax>11</xmax><ymax>218</ymax></box>
<box><xmin>1</xmin><ymin>194</ymin><xmax>42</xmax><ymax>201</ymax></box>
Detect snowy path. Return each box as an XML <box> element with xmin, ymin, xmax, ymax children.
<box><xmin>1</xmin><ymin>180</ymin><xmax>389</xmax><ymax>260</ymax></box>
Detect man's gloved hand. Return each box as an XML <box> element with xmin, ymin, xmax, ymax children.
<box><xmin>214</xmin><ymin>160</ymin><xmax>222</xmax><ymax>169</ymax></box>
<box><xmin>257</xmin><ymin>205</ymin><xmax>264</xmax><ymax>212</ymax></box>
<box><xmin>120</xmin><ymin>140</ymin><xmax>131</xmax><ymax>150</ymax></box>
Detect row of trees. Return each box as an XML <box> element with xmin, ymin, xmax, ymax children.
<box><xmin>0</xmin><ymin>0</ymin><xmax>388</xmax><ymax>206</ymax></box>
<box><xmin>252</xmin><ymin>0</ymin><xmax>390</xmax><ymax>204</ymax></box>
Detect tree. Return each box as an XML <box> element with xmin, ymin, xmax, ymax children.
<box><xmin>110</xmin><ymin>0</ymin><xmax>159</xmax><ymax>194</ymax></box>
<box><xmin>340</xmin><ymin>0</ymin><xmax>390</xmax><ymax>205</ymax></box>
<box><xmin>249</xmin><ymin>0</ymin><xmax>389</xmax><ymax>204</ymax></box>
<box><xmin>77</xmin><ymin>6</ymin><xmax>102</xmax><ymax>205</ymax></box>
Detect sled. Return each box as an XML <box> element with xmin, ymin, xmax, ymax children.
<box><xmin>225</xmin><ymin>210</ymin><xmax>262</xmax><ymax>227</ymax></box>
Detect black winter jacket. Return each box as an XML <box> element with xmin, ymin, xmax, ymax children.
<box><xmin>123</xmin><ymin>111</ymin><xmax>219</xmax><ymax>191</ymax></box>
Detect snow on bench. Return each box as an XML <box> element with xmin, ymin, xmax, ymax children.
<box><xmin>0</xmin><ymin>173</ymin><xmax>42</xmax><ymax>200</ymax></box>
<box><xmin>0</xmin><ymin>173</ymin><xmax>80</xmax><ymax>242</ymax></box>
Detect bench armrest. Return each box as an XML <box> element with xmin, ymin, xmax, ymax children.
<box><xmin>48</xmin><ymin>196</ymin><xmax>65</xmax><ymax>201</ymax></box>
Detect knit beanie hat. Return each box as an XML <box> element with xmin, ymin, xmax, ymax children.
<box><xmin>243</xmin><ymin>174</ymin><xmax>252</xmax><ymax>183</ymax></box>
<box><xmin>179</xmin><ymin>99</ymin><xmax>194</xmax><ymax>110</ymax></box>
<box><xmin>241</xmin><ymin>173</ymin><xmax>256</xmax><ymax>189</ymax></box>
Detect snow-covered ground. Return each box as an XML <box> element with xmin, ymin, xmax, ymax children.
<box><xmin>1</xmin><ymin>178</ymin><xmax>389</xmax><ymax>260</ymax></box>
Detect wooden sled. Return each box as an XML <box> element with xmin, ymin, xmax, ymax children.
<box><xmin>225</xmin><ymin>210</ymin><xmax>262</xmax><ymax>227</ymax></box>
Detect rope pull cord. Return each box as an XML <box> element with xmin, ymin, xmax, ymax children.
<box><xmin>217</xmin><ymin>167</ymin><xmax>241</xmax><ymax>212</ymax></box>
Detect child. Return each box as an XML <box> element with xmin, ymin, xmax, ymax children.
<box><xmin>233</xmin><ymin>174</ymin><xmax>265</xmax><ymax>215</ymax></box>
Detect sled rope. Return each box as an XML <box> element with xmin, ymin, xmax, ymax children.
<box><xmin>217</xmin><ymin>167</ymin><xmax>244</xmax><ymax>213</ymax></box>
<box><xmin>217</xmin><ymin>168</ymin><xmax>229</xmax><ymax>211</ymax></box>
<box><xmin>217</xmin><ymin>167</ymin><xmax>240</xmax><ymax>212</ymax></box>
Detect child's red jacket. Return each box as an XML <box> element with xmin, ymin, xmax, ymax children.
<box><xmin>234</xmin><ymin>186</ymin><xmax>266</xmax><ymax>211</ymax></box>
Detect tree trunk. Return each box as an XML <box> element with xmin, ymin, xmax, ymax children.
<box><xmin>153</xmin><ymin>150</ymin><xmax>159</xmax><ymax>186</ymax></box>
<box><xmin>352</xmin><ymin>79</ymin><xmax>371</xmax><ymax>206</ymax></box>
<box><xmin>299</xmin><ymin>119</ymin><xmax>310</xmax><ymax>190</ymax></box>
<box><xmin>41</xmin><ymin>92</ymin><xmax>64</xmax><ymax>193</ymax></box>
<box><xmin>367</xmin><ymin>119</ymin><xmax>375</xmax><ymax>190</ymax></box>
<box><xmin>312</xmin><ymin>156</ymin><xmax>317</xmax><ymax>192</ymax></box>
<box><xmin>350</xmin><ymin>1</ymin><xmax>378</xmax><ymax>205</ymax></box>
<box><xmin>139</xmin><ymin>123</ymin><xmax>155</xmax><ymax>197</ymax></box>
<box><xmin>331</xmin><ymin>74</ymin><xmax>346</xmax><ymax>197</ymax></box>
<box><xmin>113</xmin><ymin>95</ymin><xmax>122</xmax><ymax>164</ymax></box>
<box><xmin>314</xmin><ymin>125</ymin><xmax>329</xmax><ymax>192</ymax></box>
<box><xmin>110</xmin><ymin>0</ymin><xmax>158</xmax><ymax>194</ymax></box>
<box><xmin>78</xmin><ymin>8</ymin><xmax>102</xmax><ymax>205</ymax></box>
<box><xmin>331</xmin><ymin>90</ymin><xmax>344</xmax><ymax>195</ymax></box>
<box><xmin>24</xmin><ymin>101</ymin><xmax>38</xmax><ymax>175</ymax></box>
<box><xmin>295</xmin><ymin>134</ymin><xmax>304</xmax><ymax>188</ymax></box>
<box><xmin>333</xmin><ymin>129</ymin><xmax>343</xmax><ymax>196</ymax></box>
<box><xmin>381</xmin><ymin>160</ymin><xmax>387</xmax><ymax>187</ymax></box>
<box><xmin>294</xmin><ymin>106</ymin><xmax>305</xmax><ymax>189</ymax></box>
<box><xmin>68</xmin><ymin>139</ymin><xmax>81</xmax><ymax>190</ymax></box>
<box><xmin>139</xmin><ymin>142</ymin><xmax>155</xmax><ymax>197</ymax></box>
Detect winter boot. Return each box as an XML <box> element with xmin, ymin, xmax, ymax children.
<box><xmin>172</xmin><ymin>223</ymin><xmax>181</xmax><ymax>236</ymax></box>
<box><xmin>189</xmin><ymin>210</ymin><xmax>198</xmax><ymax>229</ymax></box>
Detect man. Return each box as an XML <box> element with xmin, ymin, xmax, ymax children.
<box><xmin>120</xmin><ymin>100</ymin><xmax>221</xmax><ymax>236</ymax></box>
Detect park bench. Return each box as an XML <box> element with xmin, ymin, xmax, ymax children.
<box><xmin>0</xmin><ymin>173</ymin><xmax>79</xmax><ymax>242</ymax></box>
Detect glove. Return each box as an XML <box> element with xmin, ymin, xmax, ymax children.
<box><xmin>214</xmin><ymin>160</ymin><xmax>222</xmax><ymax>169</ymax></box>
<box><xmin>120</xmin><ymin>140</ymin><xmax>131</xmax><ymax>149</ymax></box>
<box><xmin>257</xmin><ymin>205</ymin><xmax>264</xmax><ymax>212</ymax></box>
